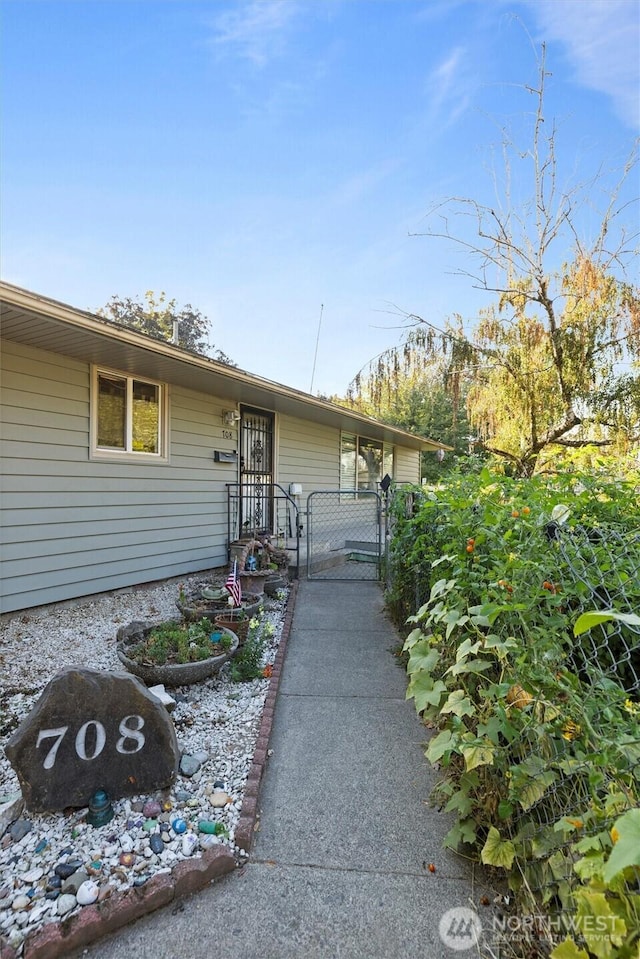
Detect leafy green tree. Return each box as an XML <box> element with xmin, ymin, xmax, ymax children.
<box><xmin>97</xmin><ymin>290</ymin><xmax>235</xmax><ymax>364</ymax></box>
<box><xmin>351</xmin><ymin>47</ymin><xmax>639</xmax><ymax>477</ymax></box>
<box><xmin>340</xmin><ymin>356</ymin><xmax>473</xmax><ymax>481</ymax></box>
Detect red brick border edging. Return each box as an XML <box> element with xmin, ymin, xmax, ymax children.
<box><xmin>234</xmin><ymin>579</ymin><xmax>298</xmax><ymax>851</ymax></box>
<box><xmin>0</xmin><ymin>582</ymin><xmax>299</xmax><ymax>959</ymax></box>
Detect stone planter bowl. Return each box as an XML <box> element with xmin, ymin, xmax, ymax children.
<box><xmin>238</xmin><ymin>570</ymin><xmax>269</xmax><ymax>596</ymax></box>
<box><xmin>116</xmin><ymin>621</ymin><xmax>239</xmax><ymax>687</ymax></box>
<box><xmin>213</xmin><ymin>612</ymin><xmax>252</xmax><ymax>646</ymax></box>
<box><xmin>264</xmin><ymin>575</ymin><xmax>288</xmax><ymax>598</ymax></box>
<box><xmin>176</xmin><ymin>592</ymin><xmax>262</xmax><ymax>623</ymax></box>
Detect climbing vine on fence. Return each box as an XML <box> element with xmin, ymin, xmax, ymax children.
<box><xmin>387</xmin><ymin>468</ymin><xmax>640</xmax><ymax>958</ymax></box>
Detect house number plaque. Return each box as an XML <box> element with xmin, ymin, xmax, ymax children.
<box><xmin>5</xmin><ymin>667</ymin><xmax>179</xmax><ymax>812</ymax></box>
<box><xmin>35</xmin><ymin>715</ymin><xmax>146</xmax><ymax>769</ymax></box>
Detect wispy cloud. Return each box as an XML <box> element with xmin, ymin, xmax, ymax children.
<box><xmin>326</xmin><ymin>159</ymin><xmax>401</xmax><ymax>209</ymax></box>
<box><xmin>425</xmin><ymin>46</ymin><xmax>473</xmax><ymax>127</ymax></box>
<box><xmin>209</xmin><ymin>0</ymin><xmax>299</xmax><ymax>67</ymax></box>
<box><xmin>526</xmin><ymin>0</ymin><xmax>639</xmax><ymax>128</ymax></box>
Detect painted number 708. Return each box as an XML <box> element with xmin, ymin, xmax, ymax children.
<box><xmin>35</xmin><ymin>716</ymin><xmax>146</xmax><ymax>769</ymax></box>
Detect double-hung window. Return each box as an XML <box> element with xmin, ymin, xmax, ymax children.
<box><xmin>91</xmin><ymin>367</ymin><xmax>167</xmax><ymax>460</ymax></box>
<box><xmin>340</xmin><ymin>433</ymin><xmax>393</xmax><ymax>493</ymax></box>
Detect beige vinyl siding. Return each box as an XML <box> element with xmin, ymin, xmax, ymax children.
<box><xmin>394</xmin><ymin>446</ymin><xmax>421</xmax><ymax>485</ymax></box>
<box><xmin>0</xmin><ymin>340</ymin><xmax>234</xmax><ymax>612</ymax></box>
<box><xmin>276</xmin><ymin>415</ymin><xmax>342</xmax><ymax>548</ymax></box>
<box><xmin>1</xmin><ymin>336</ymin><xmax>430</xmax><ymax>612</ymax></box>
<box><xmin>277</xmin><ymin>415</ymin><xmax>385</xmax><ymax>550</ymax></box>
<box><xmin>277</xmin><ymin>414</ymin><xmax>339</xmax><ymax>490</ymax></box>
<box><xmin>276</xmin><ymin>414</ymin><xmax>422</xmax><ymax>491</ymax></box>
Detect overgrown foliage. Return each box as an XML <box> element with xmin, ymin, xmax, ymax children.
<box><xmin>97</xmin><ymin>290</ymin><xmax>235</xmax><ymax>363</ymax></box>
<box><xmin>387</xmin><ymin>468</ymin><xmax>640</xmax><ymax>956</ymax></box>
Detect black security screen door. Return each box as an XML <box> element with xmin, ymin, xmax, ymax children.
<box><xmin>239</xmin><ymin>407</ymin><xmax>275</xmax><ymax>535</ymax></box>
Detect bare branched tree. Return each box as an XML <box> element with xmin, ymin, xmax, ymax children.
<box><xmin>350</xmin><ymin>45</ymin><xmax>639</xmax><ymax>476</ymax></box>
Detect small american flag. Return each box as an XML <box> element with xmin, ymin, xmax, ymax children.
<box><xmin>225</xmin><ymin>559</ymin><xmax>242</xmax><ymax>607</ymax></box>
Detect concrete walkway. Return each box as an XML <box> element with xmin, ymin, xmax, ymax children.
<box><xmin>77</xmin><ymin>580</ymin><xmax>489</xmax><ymax>959</ymax></box>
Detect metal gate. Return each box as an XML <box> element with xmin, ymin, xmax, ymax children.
<box><xmin>306</xmin><ymin>490</ymin><xmax>383</xmax><ymax>580</ymax></box>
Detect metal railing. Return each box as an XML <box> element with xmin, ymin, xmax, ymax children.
<box><xmin>226</xmin><ymin>482</ymin><xmax>301</xmax><ymax>578</ymax></box>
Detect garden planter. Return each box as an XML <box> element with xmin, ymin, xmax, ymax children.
<box><xmin>229</xmin><ymin>538</ymin><xmax>253</xmax><ymax>564</ymax></box>
<box><xmin>116</xmin><ymin>622</ymin><xmax>239</xmax><ymax>687</ymax></box>
<box><xmin>213</xmin><ymin>613</ymin><xmax>251</xmax><ymax>646</ymax></box>
<box><xmin>234</xmin><ymin>539</ymin><xmax>287</xmax><ymax>596</ymax></box>
<box><xmin>238</xmin><ymin>570</ymin><xmax>269</xmax><ymax>596</ymax></box>
<box><xmin>176</xmin><ymin>592</ymin><xmax>262</xmax><ymax>622</ymax></box>
<box><xmin>264</xmin><ymin>575</ymin><xmax>288</xmax><ymax>598</ymax></box>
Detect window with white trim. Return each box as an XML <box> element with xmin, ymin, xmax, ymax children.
<box><xmin>91</xmin><ymin>368</ymin><xmax>167</xmax><ymax>460</ymax></box>
<box><xmin>340</xmin><ymin>433</ymin><xmax>394</xmax><ymax>491</ymax></box>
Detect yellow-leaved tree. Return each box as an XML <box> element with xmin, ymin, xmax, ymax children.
<box><xmin>349</xmin><ymin>46</ymin><xmax>639</xmax><ymax>477</ymax></box>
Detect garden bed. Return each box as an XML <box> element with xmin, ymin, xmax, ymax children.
<box><xmin>0</xmin><ymin>571</ymin><xmax>290</xmax><ymax>956</ymax></box>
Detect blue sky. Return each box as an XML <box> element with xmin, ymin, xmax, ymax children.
<box><xmin>2</xmin><ymin>0</ymin><xmax>638</xmax><ymax>396</ymax></box>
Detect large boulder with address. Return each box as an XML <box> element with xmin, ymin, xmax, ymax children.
<box><xmin>4</xmin><ymin>667</ymin><xmax>180</xmax><ymax>812</ymax></box>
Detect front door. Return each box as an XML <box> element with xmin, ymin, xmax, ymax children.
<box><xmin>239</xmin><ymin>406</ymin><xmax>275</xmax><ymax>536</ymax></box>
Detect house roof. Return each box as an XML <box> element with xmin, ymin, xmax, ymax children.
<box><xmin>0</xmin><ymin>281</ymin><xmax>448</xmax><ymax>452</ymax></box>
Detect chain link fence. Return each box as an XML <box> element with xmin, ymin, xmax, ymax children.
<box><xmin>386</xmin><ymin>483</ymin><xmax>640</xmax><ymax>950</ymax></box>
<box><xmin>556</xmin><ymin>524</ymin><xmax>640</xmax><ymax>694</ymax></box>
<box><xmin>306</xmin><ymin>490</ymin><xmax>382</xmax><ymax>580</ymax></box>
<box><xmin>387</xmin><ymin>493</ymin><xmax>640</xmax><ymax>697</ymax></box>
<box><xmin>508</xmin><ymin>521</ymin><xmax>640</xmax><ymax>912</ymax></box>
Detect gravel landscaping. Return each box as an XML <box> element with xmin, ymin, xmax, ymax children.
<box><xmin>0</xmin><ymin>572</ymin><xmax>290</xmax><ymax>956</ymax></box>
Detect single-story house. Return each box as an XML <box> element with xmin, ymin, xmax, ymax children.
<box><xmin>0</xmin><ymin>281</ymin><xmax>444</xmax><ymax>613</ymax></box>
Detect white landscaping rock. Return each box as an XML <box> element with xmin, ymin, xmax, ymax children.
<box><xmin>147</xmin><ymin>684</ymin><xmax>177</xmax><ymax>713</ymax></box>
<box><xmin>0</xmin><ymin>572</ymin><xmax>288</xmax><ymax>953</ymax></box>
<box><xmin>56</xmin><ymin>894</ymin><xmax>77</xmax><ymax>916</ymax></box>
<box><xmin>0</xmin><ymin>794</ymin><xmax>24</xmax><ymax>836</ymax></box>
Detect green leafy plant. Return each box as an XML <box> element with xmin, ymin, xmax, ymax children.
<box><xmin>550</xmin><ymin>805</ymin><xmax>640</xmax><ymax>959</ymax></box>
<box><xmin>129</xmin><ymin>618</ymin><xmax>233</xmax><ymax>666</ymax></box>
<box><xmin>229</xmin><ymin>618</ymin><xmax>266</xmax><ymax>682</ymax></box>
<box><xmin>388</xmin><ymin>467</ymin><xmax>640</xmax><ymax>954</ymax></box>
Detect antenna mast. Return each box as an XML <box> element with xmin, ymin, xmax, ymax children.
<box><xmin>309</xmin><ymin>303</ymin><xmax>324</xmax><ymax>394</ymax></box>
